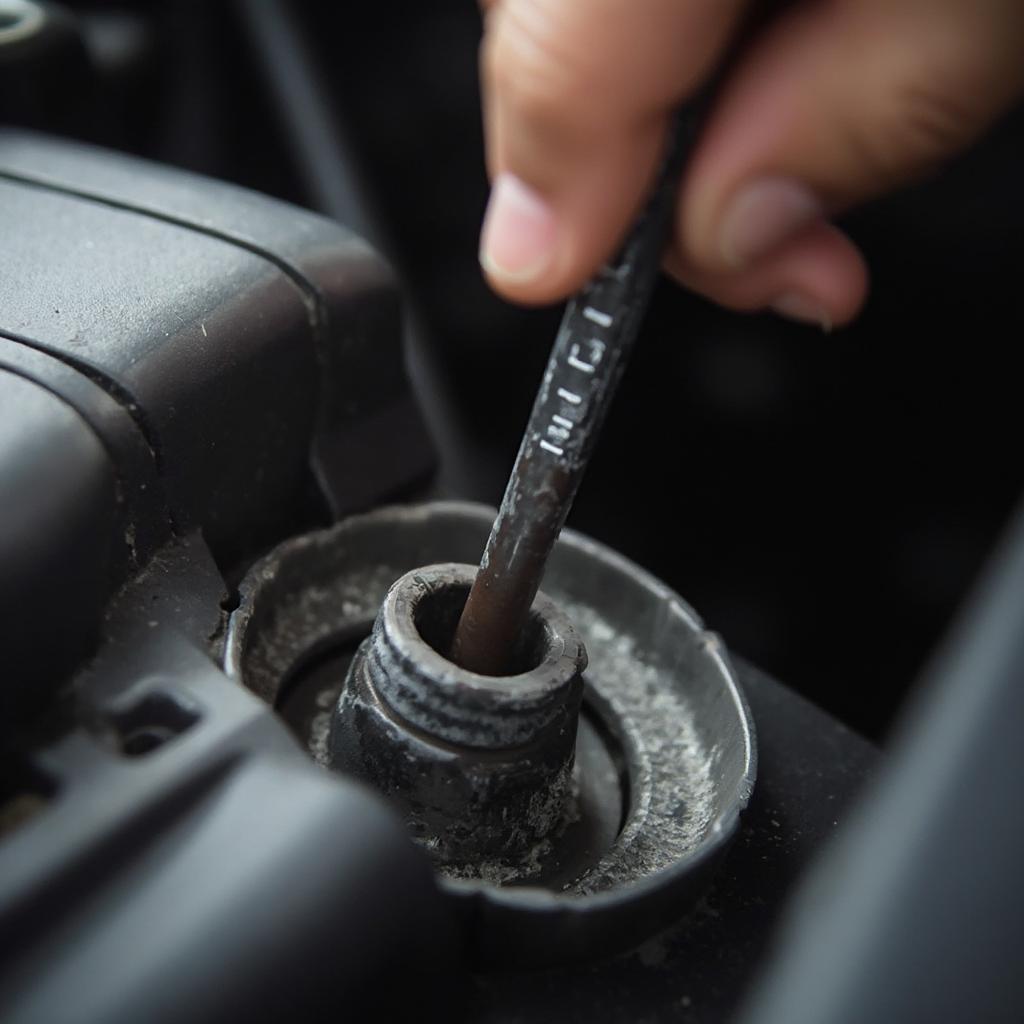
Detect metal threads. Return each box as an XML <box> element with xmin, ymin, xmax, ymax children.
<box><xmin>329</xmin><ymin>563</ymin><xmax>586</xmax><ymax>867</ymax></box>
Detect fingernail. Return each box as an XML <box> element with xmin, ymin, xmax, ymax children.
<box><xmin>771</xmin><ymin>291</ymin><xmax>833</xmax><ymax>333</ymax></box>
<box><xmin>480</xmin><ymin>173</ymin><xmax>557</xmax><ymax>284</ymax></box>
<box><xmin>719</xmin><ymin>177</ymin><xmax>823</xmax><ymax>268</ymax></box>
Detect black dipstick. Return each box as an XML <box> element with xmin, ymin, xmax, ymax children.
<box><xmin>451</xmin><ymin>113</ymin><xmax>697</xmax><ymax>676</ymax></box>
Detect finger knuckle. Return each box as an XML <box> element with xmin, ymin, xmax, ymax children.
<box><xmin>483</xmin><ymin>1</ymin><xmax>599</xmax><ymax>133</ymax></box>
<box><xmin>894</xmin><ymin>81</ymin><xmax>978</xmax><ymax>172</ymax></box>
<box><xmin>847</xmin><ymin>82</ymin><xmax>974</xmax><ymax>189</ymax></box>
<box><xmin>843</xmin><ymin>66</ymin><xmax>984</xmax><ymax>190</ymax></box>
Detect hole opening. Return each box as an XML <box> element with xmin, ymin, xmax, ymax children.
<box><xmin>413</xmin><ymin>582</ymin><xmax>550</xmax><ymax>677</ymax></box>
<box><xmin>104</xmin><ymin>692</ymin><xmax>200</xmax><ymax>758</ymax></box>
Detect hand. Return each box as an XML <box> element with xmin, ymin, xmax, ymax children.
<box><xmin>477</xmin><ymin>0</ymin><xmax>1024</xmax><ymax>328</ymax></box>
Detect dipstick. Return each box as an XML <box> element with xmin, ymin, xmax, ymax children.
<box><xmin>451</xmin><ymin>114</ymin><xmax>695</xmax><ymax>675</ymax></box>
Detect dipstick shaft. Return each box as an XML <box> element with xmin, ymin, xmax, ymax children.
<box><xmin>451</xmin><ymin>115</ymin><xmax>694</xmax><ymax>675</ymax></box>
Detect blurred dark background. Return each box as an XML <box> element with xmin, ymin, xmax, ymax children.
<box><xmin>4</xmin><ymin>0</ymin><xmax>1022</xmax><ymax>742</ymax></box>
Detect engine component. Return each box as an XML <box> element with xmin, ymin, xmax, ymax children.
<box><xmin>0</xmin><ymin>127</ymin><xmax>434</xmax><ymax>729</ymax></box>
<box><xmin>225</xmin><ymin>501</ymin><xmax>757</xmax><ymax>967</ymax></box>
<box><xmin>0</xmin><ymin>131</ymin><xmax>450</xmax><ymax>1022</ymax></box>
<box><xmin>0</xmin><ymin>129</ymin><xmax>879</xmax><ymax>1023</ymax></box>
<box><xmin>331</xmin><ymin>563</ymin><xmax>587</xmax><ymax>867</ymax></box>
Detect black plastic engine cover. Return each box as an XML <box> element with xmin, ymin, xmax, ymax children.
<box><xmin>0</xmin><ymin>128</ymin><xmax>434</xmax><ymax>723</ymax></box>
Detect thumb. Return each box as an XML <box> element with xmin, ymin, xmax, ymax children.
<box><xmin>478</xmin><ymin>0</ymin><xmax>747</xmax><ymax>305</ymax></box>
<box><xmin>679</xmin><ymin>0</ymin><xmax>1024</xmax><ymax>280</ymax></box>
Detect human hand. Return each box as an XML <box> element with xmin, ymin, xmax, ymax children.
<box><xmin>478</xmin><ymin>0</ymin><xmax>1024</xmax><ymax>328</ymax></box>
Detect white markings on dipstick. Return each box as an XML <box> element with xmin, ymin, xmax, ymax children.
<box><xmin>567</xmin><ymin>339</ymin><xmax>606</xmax><ymax>374</ymax></box>
<box><xmin>537</xmin><ymin>306</ymin><xmax>613</xmax><ymax>459</ymax></box>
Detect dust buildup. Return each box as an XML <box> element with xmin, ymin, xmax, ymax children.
<box><xmin>308</xmin><ymin>684</ymin><xmax>337</xmax><ymax>767</ymax></box>
<box><xmin>440</xmin><ymin>600</ymin><xmax>717</xmax><ymax>895</ymax></box>
<box><xmin>239</xmin><ymin>563</ymin><xmax>397</xmax><ymax>704</ymax></box>
<box><xmin>554</xmin><ymin>598</ymin><xmax>716</xmax><ymax>896</ymax></box>
<box><xmin>233</xmin><ymin>531</ymin><xmax>720</xmax><ymax>898</ymax></box>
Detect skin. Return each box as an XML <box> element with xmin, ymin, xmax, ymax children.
<box><xmin>477</xmin><ymin>0</ymin><xmax>1024</xmax><ymax>328</ymax></box>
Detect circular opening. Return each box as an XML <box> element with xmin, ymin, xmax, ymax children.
<box><xmin>412</xmin><ymin>582</ymin><xmax>550</xmax><ymax>676</ymax></box>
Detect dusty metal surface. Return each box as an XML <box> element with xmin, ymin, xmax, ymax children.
<box><xmin>554</xmin><ymin>599</ymin><xmax>720</xmax><ymax>892</ymax></box>
<box><xmin>225</xmin><ymin>501</ymin><xmax>756</xmax><ymax>966</ymax></box>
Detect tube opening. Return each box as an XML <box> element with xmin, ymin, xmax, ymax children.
<box><xmin>413</xmin><ymin>581</ymin><xmax>550</xmax><ymax>677</ymax></box>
